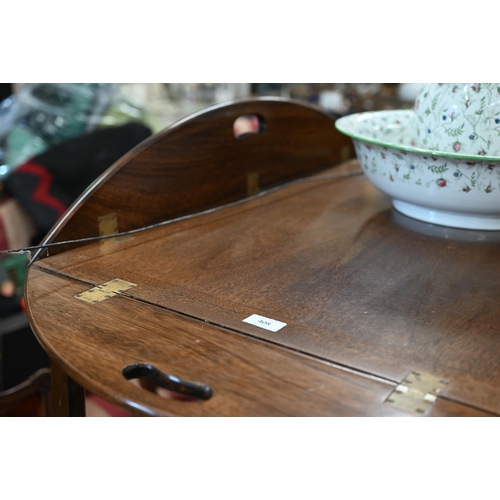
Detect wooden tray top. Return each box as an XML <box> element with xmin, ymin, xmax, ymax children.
<box><xmin>27</xmin><ymin>162</ymin><xmax>500</xmax><ymax>416</ymax></box>
<box><xmin>24</xmin><ymin>99</ymin><xmax>500</xmax><ymax>416</ymax></box>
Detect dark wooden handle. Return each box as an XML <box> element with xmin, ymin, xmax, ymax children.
<box><xmin>122</xmin><ymin>363</ymin><xmax>213</xmax><ymax>401</ymax></box>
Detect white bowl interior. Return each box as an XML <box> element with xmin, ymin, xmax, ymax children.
<box><xmin>336</xmin><ymin>110</ymin><xmax>418</xmax><ymax>148</ymax></box>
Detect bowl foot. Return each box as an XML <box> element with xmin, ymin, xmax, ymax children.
<box><xmin>392</xmin><ymin>200</ymin><xmax>500</xmax><ymax>231</ymax></box>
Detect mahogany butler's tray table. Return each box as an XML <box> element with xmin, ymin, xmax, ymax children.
<box><xmin>25</xmin><ymin>99</ymin><xmax>500</xmax><ymax>416</ymax></box>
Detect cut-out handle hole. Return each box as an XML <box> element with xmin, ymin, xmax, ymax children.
<box><xmin>122</xmin><ymin>363</ymin><xmax>213</xmax><ymax>402</ymax></box>
<box><xmin>233</xmin><ymin>114</ymin><xmax>266</xmax><ymax>139</ymax></box>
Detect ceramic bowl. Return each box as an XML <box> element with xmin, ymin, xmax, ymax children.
<box><xmin>335</xmin><ymin>109</ymin><xmax>500</xmax><ymax>230</ymax></box>
<box><xmin>415</xmin><ymin>83</ymin><xmax>500</xmax><ymax>156</ymax></box>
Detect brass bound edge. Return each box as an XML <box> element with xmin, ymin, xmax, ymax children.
<box><xmin>384</xmin><ymin>371</ymin><xmax>450</xmax><ymax>416</ymax></box>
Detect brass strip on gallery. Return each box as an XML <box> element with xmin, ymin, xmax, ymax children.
<box><xmin>340</xmin><ymin>145</ymin><xmax>353</xmax><ymax>163</ymax></box>
<box><xmin>384</xmin><ymin>371</ymin><xmax>450</xmax><ymax>416</ymax></box>
<box><xmin>98</xmin><ymin>213</ymin><xmax>131</xmax><ymax>243</ymax></box>
<box><xmin>74</xmin><ymin>279</ymin><xmax>136</xmax><ymax>304</ymax></box>
<box><xmin>98</xmin><ymin>213</ymin><xmax>119</xmax><ymax>236</ymax></box>
<box><xmin>247</xmin><ymin>172</ymin><xmax>260</xmax><ymax>196</ymax></box>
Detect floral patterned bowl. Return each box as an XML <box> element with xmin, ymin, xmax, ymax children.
<box><xmin>335</xmin><ymin>109</ymin><xmax>500</xmax><ymax>230</ymax></box>
<box><xmin>415</xmin><ymin>83</ymin><xmax>500</xmax><ymax>157</ymax></box>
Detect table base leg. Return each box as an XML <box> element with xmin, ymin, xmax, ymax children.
<box><xmin>50</xmin><ymin>359</ymin><xmax>85</xmax><ymax>417</ymax></box>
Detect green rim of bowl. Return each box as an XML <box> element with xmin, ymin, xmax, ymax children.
<box><xmin>335</xmin><ymin>110</ymin><xmax>500</xmax><ymax>163</ymax></box>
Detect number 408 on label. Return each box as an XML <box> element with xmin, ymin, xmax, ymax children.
<box><xmin>243</xmin><ymin>314</ymin><xmax>287</xmax><ymax>332</ymax></box>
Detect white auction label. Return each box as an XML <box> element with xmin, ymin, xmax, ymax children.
<box><xmin>242</xmin><ymin>314</ymin><xmax>287</xmax><ymax>332</ymax></box>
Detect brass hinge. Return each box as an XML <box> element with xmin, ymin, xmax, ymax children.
<box><xmin>384</xmin><ymin>371</ymin><xmax>450</xmax><ymax>416</ymax></box>
<box><xmin>74</xmin><ymin>279</ymin><xmax>136</xmax><ymax>304</ymax></box>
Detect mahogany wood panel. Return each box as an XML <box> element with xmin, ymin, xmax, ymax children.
<box><xmin>35</xmin><ymin>164</ymin><xmax>500</xmax><ymax>415</ymax></box>
<box><xmin>33</xmin><ymin>98</ymin><xmax>353</xmax><ymax>261</ymax></box>
<box><xmin>25</xmin><ymin>267</ymin><xmax>490</xmax><ymax>417</ymax></box>
<box><xmin>24</xmin><ymin>99</ymin><xmax>500</xmax><ymax>416</ymax></box>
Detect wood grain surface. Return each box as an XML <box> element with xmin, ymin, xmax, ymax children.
<box><xmin>25</xmin><ymin>99</ymin><xmax>500</xmax><ymax>416</ymax></box>
<box><xmin>29</xmin><ymin>164</ymin><xmax>500</xmax><ymax>416</ymax></box>
<box><xmin>32</xmin><ymin>98</ymin><xmax>354</xmax><ymax>262</ymax></box>
<box><xmin>26</xmin><ymin>267</ymin><xmax>491</xmax><ymax>416</ymax></box>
